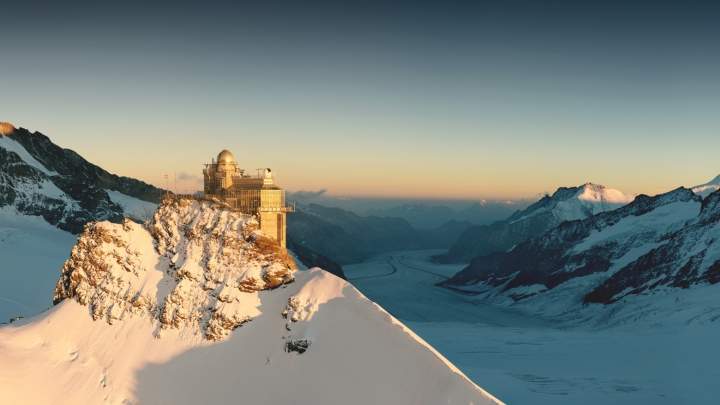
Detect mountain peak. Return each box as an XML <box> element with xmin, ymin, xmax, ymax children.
<box><xmin>0</xmin><ymin>121</ymin><xmax>16</xmax><ymax>136</ymax></box>
<box><xmin>692</xmin><ymin>175</ymin><xmax>720</xmax><ymax>198</ymax></box>
<box><xmin>575</xmin><ymin>182</ymin><xmax>634</xmax><ymax>205</ymax></box>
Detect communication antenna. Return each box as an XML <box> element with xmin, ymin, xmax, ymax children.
<box><xmin>163</xmin><ymin>174</ymin><xmax>170</xmax><ymax>196</ymax></box>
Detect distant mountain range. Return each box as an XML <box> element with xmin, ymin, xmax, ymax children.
<box><xmin>440</xmin><ymin>182</ymin><xmax>720</xmax><ymax>325</ymax></box>
<box><xmin>365</xmin><ymin>201</ymin><xmax>523</xmax><ymax>229</ymax></box>
<box><xmin>438</xmin><ymin>183</ymin><xmax>634</xmax><ymax>263</ymax></box>
<box><xmin>288</xmin><ymin>203</ymin><xmax>473</xmax><ymax>265</ymax></box>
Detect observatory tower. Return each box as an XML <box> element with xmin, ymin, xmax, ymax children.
<box><xmin>203</xmin><ymin>149</ymin><xmax>292</xmax><ymax>248</ymax></box>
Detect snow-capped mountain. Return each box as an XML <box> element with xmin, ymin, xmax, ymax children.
<box><xmin>692</xmin><ymin>174</ymin><xmax>720</xmax><ymax>198</ymax></box>
<box><xmin>0</xmin><ymin>197</ymin><xmax>501</xmax><ymax>405</ymax></box>
<box><xmin>0</xmin><ymin>122</ymin><xmax>162</xmax><ymax>233</ymax></box>
<box><xmin>440</xmin><ymin>186</ymin><xmax>720</xmax><ymax>325</ymax></box>
<box><xmin>440</xmin><ymin>183</ymin><xmax>634</xmax><ymax>263</ymax></box>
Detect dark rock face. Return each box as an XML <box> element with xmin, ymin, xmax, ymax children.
<box><xmin>287</xmin><ymin>209</ymin><xmax>371</xmax><ymax>265</ymax></box>
<box><xmin>288</xmin><ymin>239</ymin><xmax>347</xmax><ymax>279</ymax></box>
<box><xmin>440</xmin><ymin>185</ymin><xmax>626</xmax><ymax>264</ymax></box>
<box><xmin>441</xmin><ymin>188</ymin><xmax>716</xmax><ymax>304</ymax></box>
<box><xmin>0</xmin><ymin>126</ymin><xmax>164</xmax><ymax>233</ymax></box>
<box><xmin>285</xmin><ymin>339</ymin><xmax>311</xmax><ymax>354</ymax></box>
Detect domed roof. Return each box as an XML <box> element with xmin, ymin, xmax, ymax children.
<box><xmin>217</xmin><ymin>149</ymin><xmax>235</xmax><ymax>165</ymax></box>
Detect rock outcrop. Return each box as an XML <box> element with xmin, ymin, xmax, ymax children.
<box><xmin>54</xmin><ymin>196</ymin><xmax>295</xmax><ymax>341</ymax></box>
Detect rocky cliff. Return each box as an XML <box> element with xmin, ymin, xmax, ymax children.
<box><xmin>0</xmin><ymin>122</ymin><xmax>163</xmax><ymax>233</ymax></box>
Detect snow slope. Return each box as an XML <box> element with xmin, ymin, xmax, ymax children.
<box><xmin>347</xmin><ymin>250</ymin><xmax>720</xmax><ymax>405</ymax></box>
<box><xmin>106</xmin><ymin>189</ymin><xmax>157</xmax><ymax>221</ymax></box>
<box><xmin>0</xmin><ymin>133</ymin><xmax>58</xmax><ymax>176</ymax></box>
<box><xmin>0</xmin><ymin>197</ymin><xmax>501</xmax><ymax>405</ymax></box>
<box><xmin>0</xmin><ymin>207</ymin><xmax>76</xmax><ymax>322</ymax></box>
<box><xmin>692</xmin><ymin>175</ymin><xmax>720</xmax><ymax>198</ymax></box>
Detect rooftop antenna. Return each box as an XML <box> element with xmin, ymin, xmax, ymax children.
<box><xmin>163</xmin><ymin>173</ymin><xmax>170</xmax><ymax>196</ymax></box>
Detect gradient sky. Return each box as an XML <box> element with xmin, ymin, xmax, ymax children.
<box><xmin>2</xmin><ymin>0</ymin><xmax>719</xmax><ymax>199</ymax></box>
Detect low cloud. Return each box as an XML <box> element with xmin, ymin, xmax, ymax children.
<box><xmin>177</xmin><ymin>172</ymin><xmax>201</xmax><ymax>182</ymax></box>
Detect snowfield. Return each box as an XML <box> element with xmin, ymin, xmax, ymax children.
<box><xmin>0</xmin><ymin>198</ymin><xmax>501</xmax><ymax>405</ymax></box>
<box><xmin>0</xmin><ymin>207</ymin><xmax>75</xmax><ymax>321</ymax></box>
<box><xmin>346</xmin><ymin>250</ymin><xmax>720</xmax><ymax>405</ymax></box>
<box><xmin>106</xmin><ymin>189</ymin><xmax>157</xmax><ymax>221</ymax></box>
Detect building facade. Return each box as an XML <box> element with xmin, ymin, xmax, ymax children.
<box><xmin>203</xmin><ymin>149</ymin><xmax>292</xmax><ymax>247</ymax></box>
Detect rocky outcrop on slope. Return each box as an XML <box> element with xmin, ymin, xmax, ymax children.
<box><xmin>54</xmin><ymin>197</ymin><xmax>295</xmax><ymax>341</ymax></box>
<box><xmin>0</xmin><ymin>123</ymin><xmax>163</xmax><ymax>233</ymax></box>
<box><xmin>441</xmin><ymin>188</ymin><xmax>711</xmax><ymax>305</ymax></box>
<box><xmin>439</xmin><ymin>183</ymin><xmax>633</xmax><ymax>263</ymax></box>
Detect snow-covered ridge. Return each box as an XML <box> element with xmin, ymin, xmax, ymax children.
<box><xmin>575</xmin><ymin>182</ymin><xmax>634</xmax><ymax>205</ymax></box>
<box><xmin>514</xmin><ymin>183</ymin><xmax>634</xmax><ymax>224</ymax></box>
<box><xmin>106</xmin><ymin>189</ymin><xmax>157</xmax><ymax>221</ymax></box>
<box><xmin>2</xmin><ymin>196</ymin><xmax>501</xmax><ymax>404</ymax></box>
<box><xmin>692</xmin><ymin>174</ymin><xmax>720</xmax><ymax>198</ymax></box>
<box><xmin>0</xmin><ymin>134</ymin><xmax>58</xmax><ymax>176</ymax></box>
<box><xmin>0</xmin><ymin>123</ymin><xmax>163</xmax><ymax>233</ymax></box>
<box><xmin>443</xmin><ymin>182</ymin><xmax>635</xmax><ymax>263</ymax></box>
<box><xmin>442</xmin><ymin>186</ymin><xmax>720</xmax><ymax>327</ymax></box>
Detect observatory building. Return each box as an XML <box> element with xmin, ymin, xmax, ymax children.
<box><xmin>203</xmin><ymin>149</ymin><xmax>292</xmax><ymax>247</ymax></box>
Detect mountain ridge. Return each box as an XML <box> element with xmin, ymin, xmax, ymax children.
<box><xmin>0</xmin><ymin>196</ymin><xmax>502</xmax><ymax>405</ymax></box>
<box><xmin>438</xmin><ymin>186</ymin><xmax>720</xmax><ymax>326</ymax></box>
<box><xmin>691</xmin><ymin>174</ymin><xmax>720</xmax><ymax>198</ymax></box>
<box><xmin>0</xmin><ymin>123</ymin><xmax>163</xmax><ymax>233</ymax></box>
<box><xmin>438</xmin><ymin>183</ymin><xmax>634</xmax><ymax>263</ymax></box>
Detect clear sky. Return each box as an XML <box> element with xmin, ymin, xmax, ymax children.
<box><xmin>2</xmin><ymin>0</ymin><xmax>719</xmax><ymax>199</ymax></box>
